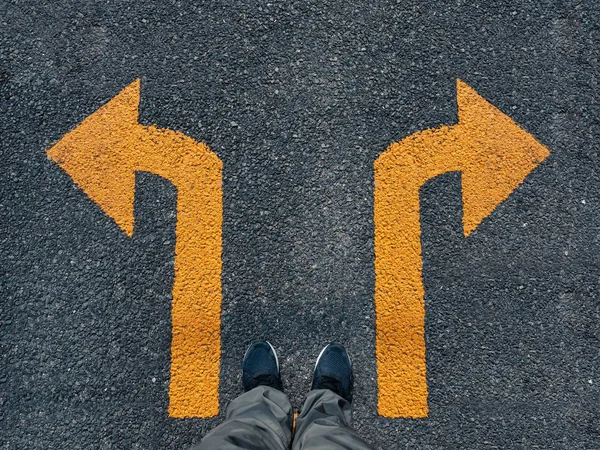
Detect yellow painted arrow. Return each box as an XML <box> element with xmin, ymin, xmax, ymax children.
<box><xmin>47</xmin><ymin>80</ymin><xmax>223</xmax><ymax>418</ymax></box>
<box><xmin>374</xmin><ymin>80</ymin><xmax>550</xmax><ymax>418</ymax></box>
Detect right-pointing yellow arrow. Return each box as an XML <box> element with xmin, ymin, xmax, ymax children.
<box><xmin>374</xmin><ymin>79</ymin><xmax>550</xmax><ymax>418</ymax></box>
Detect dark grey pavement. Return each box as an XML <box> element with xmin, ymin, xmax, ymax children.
<box><xmin>2</xmin><ymin>1</ymin><xmax>599</xmax><ymax>448</ymax></box>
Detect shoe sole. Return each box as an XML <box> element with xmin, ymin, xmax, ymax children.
<box><xmin>267</xmin><ymin>341</ymin><xmax>279</xmax><ymax>371</ymax></box>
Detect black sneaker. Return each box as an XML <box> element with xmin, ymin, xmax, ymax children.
<box><xmin>242</xmin><ymin>341</ymin><xmax>283</xmax><ymax>392</ymax></box>
<box><xmin>311</xmin><ymin>343</ymin><xmax>353</xmax><ymax>402</ymax></box>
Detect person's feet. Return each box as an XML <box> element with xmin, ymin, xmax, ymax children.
<box><xmin>242</xmin><ymin>341</ymin><xmax>283</xmax><ymax>392</ymax></box>
<box><xmin>311</xmin><ymin>343</ymin><xmax>353</xmax><ymax>402</ymax></box>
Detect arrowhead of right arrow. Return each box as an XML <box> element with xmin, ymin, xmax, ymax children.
<box><xmin>47</xmin><ymin>80</ymin><xmax>142</xmax><ymax>237</ymax></box>
<box><xmin>456</xmin><ymin>80</ymin><xmax>550</xmax><ymax>236</ymax></box>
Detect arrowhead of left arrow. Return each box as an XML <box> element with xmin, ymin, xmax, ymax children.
<box><xmin>47</xmin><ymin>80</ymin><xmax>142</xmax><ymax>236</ymax></box>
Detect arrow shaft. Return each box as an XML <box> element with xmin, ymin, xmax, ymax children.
<box><xmin>169</xmin><ymin>186</ymin><xmax>222</xmax><ymax>418</ymax></box>
<box><xmin>129</xmin><ymin>124</ymin><xmax>223</xmax><ymax>418</ymax></box>
<box><xmin>374</xmin><ymin>127</ymin><xmax>461</xmax><ymax>418</ymax></box>
<box><xmin>374</xmin><ymin>181</ymin><xmax>426</xmax><ymax>418</ymax></box>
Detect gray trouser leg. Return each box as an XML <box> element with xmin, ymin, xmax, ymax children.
<box><xmin>292</xmin><ymin>389</ymin><xmax>374</xmax><ymax>450</ymax></box>
<box><xmin>192</xmin><ymin>386</ymin><xmax>293</xmax><ymax>450</ymax></box>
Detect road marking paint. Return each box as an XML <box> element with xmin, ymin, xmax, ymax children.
<box><xmin>374</xmin><ymin>79</ymin><xmax>550</xmax><ymax>418</ymax></box>
<box><xmin>47</xmin><ymin>80</ymin><xmax>222</xmax><ymax>418</ymax></box>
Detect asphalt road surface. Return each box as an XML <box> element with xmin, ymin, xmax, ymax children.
<box><xmin>2</xmin><ymin>1</ymin><xmax>599</xmax><ymax>448</ymax></box>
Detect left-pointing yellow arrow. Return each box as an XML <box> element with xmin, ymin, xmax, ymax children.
<box><xmin>47</xmin><ymin>80</ymin><xmax>223</xmax><ymax>418</ymax></box>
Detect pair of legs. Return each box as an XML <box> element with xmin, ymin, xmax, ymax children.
<box><xmin>192</xmin><ymin>342</ymin><xmax>373</xmax><ymax>450</ymax></box>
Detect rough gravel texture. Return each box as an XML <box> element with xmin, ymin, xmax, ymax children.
<box><xmin>1</xmin><ymin>1</ymin><xmax>599</xmax><ymax>448</ymax></box>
